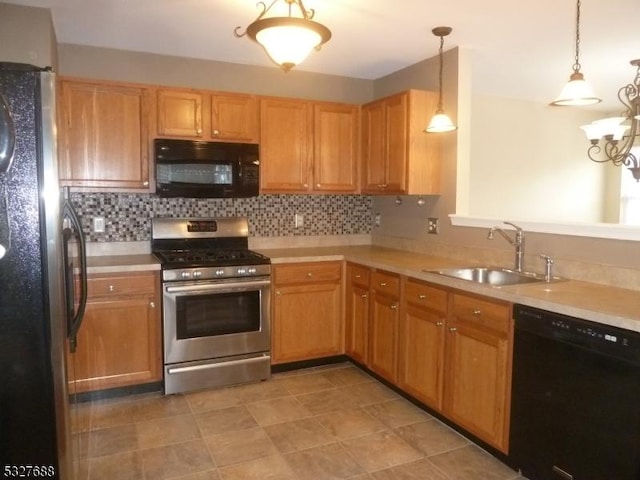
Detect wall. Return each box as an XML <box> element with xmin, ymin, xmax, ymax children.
<box><xmin>0</xmin><ymin>3</ymin><xmax>57</xmax><ymax>69</ymax></box>
<box><xmin>57</xmin><ymin>44</ymin><xmax>373</xmax><ymax>104</ymax></box>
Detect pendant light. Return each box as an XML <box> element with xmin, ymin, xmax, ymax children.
<box><xmin>550</xmin><ymin>0</ymin><xmax>601</xmax><ymax>106</ymax></box>
<box><xmin>235</xmin><ymin>0</ymin><xmax>331</xmax><ymax>72</ymax></box>
<box><xmin>426</xmin><ymin>26</ymin><xmax>457</xmax><ymax>133</ymax></box>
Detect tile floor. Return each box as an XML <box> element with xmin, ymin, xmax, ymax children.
<box><xmin>74</xmin><ymin>363</ymin><xmax>527</xmax><ymax>480</ymax></box>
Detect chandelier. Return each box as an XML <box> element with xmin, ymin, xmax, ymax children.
<box><xmin>425</xmin><ymin>26</ymin><xmax>457</xmax><ymax>133</ymax></box>
<box><xmin>235</xmin><ymin>0</ymin><xmax>331</xmax><ymax>72</ymax></box>
<box><xmin>550</xmin><ymin>0</ymin><xmax>601</xmax><ymax>106</ymax></box>
<box><xmin>580</xmin><ymin>60</ymin><xmax>640</xmax><ymax>181</ymax></box>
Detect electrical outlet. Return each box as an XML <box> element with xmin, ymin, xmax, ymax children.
<box><xmin>427</xmin><ymin>217</ymin><xmax>439</xmax><ymax>234</ymax></box>
<box><xmin>294</xmin><ymin>213</ymin><xmax>304</xmax><ymax>228</ymax></box>
<box><xmin>374</xmin><ymin>213</ymin><xmax>382</xmax><ymax>227</ymax></box>
<box><xmin>93</xmin><ymin>216</ymin><xmax>105</xmax><ymax>233</ymax></box>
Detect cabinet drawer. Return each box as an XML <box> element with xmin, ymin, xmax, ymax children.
<box><xmin>273</xmin><ymin>262</ymin><xmax>342</xmax><ymax>285</ymax></box>
<box><xmin>405</xmin><ymin>278</ymin><xmax>447</xmax><ymax>313</ymax></box>
<box><xmin>371</xmin><ymin>270</ymin><xmax>400</xmax><ymax>297</ymax></box>
<box><xmin>88</xmin><ymin>273</ymin><xmax>158</xmax><ymax>298</ymax></box>
<box><xmin>451</xmin><ymin>293</ymin><xmax>511</xmax><ymax>334</ymax></box>
<box><xmin>348</xmin><ymin>263</ymin><xmax>370</xmax><ymax>288</ymax></box>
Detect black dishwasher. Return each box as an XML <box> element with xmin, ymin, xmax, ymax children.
<box><xmin>510</xmin><ymin>304</ymin><xmax>640</xmax><ymax>480</ymax></box>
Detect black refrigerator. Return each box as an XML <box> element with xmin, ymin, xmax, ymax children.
<box><xmin>0</xmin><ymin>63</ymin><xmax>87</xmax><ymax>480</ymax></box>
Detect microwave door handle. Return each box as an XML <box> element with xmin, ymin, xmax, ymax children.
<box><xmin>63</xmin><ymin>201</ymin><xmax>87</xmax><ymax>352</ymax></box>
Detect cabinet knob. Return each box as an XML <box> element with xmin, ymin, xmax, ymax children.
<box><xmin>307</xmin><ymin>272</ymin><xmax>313</xmax><ymax>277</ymax></box>
<box><xmin>449</xmin><ymin>327</ymin><xmax>457</xmax><ymax>332</ymax></box>
<box><xmin>473</xmin><ymin>309</ymin><xmax>482</xmax><ymax>316</ymax></box>
<box><xmin>196</xmin><ymin>128</ymin><xmax>203</xmax><ymax>134</ymax></box>
<box><xmin>109</xmin><ymin>285</ymin><xmax>115</xmax><ymax>292</ymax></box>
<box><xmin>276</xmin><ymin>291</ymin><xmax>281</xmax><ymax>295</ymax></box>
<box><xmin>303</xmin><ymin>183</ymin><xmax>309</xmax><ymax>188</ymax></box>
<box><xmin>213</xmin><ymin>129</ymin><xmax>219</xmax><ymax>135</ymax></box>
<box><xmin>143</xmin><ymin>181</ymin><xmax>149</xmax><ymax>186</ymax></box>
<box><xmin>150</xmin><ymin>301</ymin><xmax>155</xmax><ymax>308</ymax></box>
<box><xmin>418</xmin><ymin>294</ymin><xmax>426</xmax><ymax>300</ymax></box>
<box><xmin>390</xmin><ymin>304</ymin><xmax>398</xmax><ymax>310</ymax></box>
<box><xmin>436</xmin><ymin>321</ymin><xmax>444</xmax><ymax>326</ymax></box>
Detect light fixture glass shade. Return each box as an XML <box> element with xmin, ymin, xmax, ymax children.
<box><xmin>580</xmin><ymin>122</ymin><xmax>606</xmax><ymax>141</ymax></box>
<box><xmin>426</xmin><ymin>111</ymin><xmax>457</xmax><ymax>133</ymax></box>
<box><xmin>255</xmin><ymin>23</ymin><xmax>322</xmax><ymax>71</ymax></box>
<box><xmin>551</xmin><ymin>72</ymin><xmax>601</xmax><ymax>106</ymax></box>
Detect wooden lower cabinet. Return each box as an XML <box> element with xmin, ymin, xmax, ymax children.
<box><xmin>397</xmin><ymin>278</ymin><xmax>447</xmax><ymax>411</ymax></box>
<box><xmin>345</xmin><ymin>263</ymin><xmax>370</xmax><ymax>364</ymax></box>
<box><xmin>71</xmin><ymin>271</ymin><xmax>162</xmax><ymax>393</ymax></box>
<box><xmin>443</xmin><ymin>292</ymin><xmax>513</xmax><ymax>453</ymax></box>
<box><xmin>368</xmin><ymin>270</ymin><xmax>401</xmax><ymax>382</ymax></box>
<box><xmin>271</xmin><ymin>262</ymin><xmax>343</xmax><ymax>364</ymax></box>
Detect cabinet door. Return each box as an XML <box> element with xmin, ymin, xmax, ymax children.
<box><xmin>369</xmin><ymin>292</ymin><xmax>399</xmax><ymax>382</ymax></box>
<box><xmin>260</xmin><ymin>98</ymin><xmax>312</xmax><ymax>192</ymax></box>
<box><xmin>444</xmin><ymin>295</ymin><xmax>512</xmax><ymax>453</ymax></box>
<box><xmin>384</xmin><ymin>92</ymin><xmax>408</xmax><ymax>193</ymax></box>
<box><xmin>72</xmin><ymin>296</ymin><xmax>161</xmax><ymax>393</ymax></box>
<box><xmin>211</xmin><ymin>94</ymin><xmax>259</xmax><ymax>143</ymax></box>
<box><xmin>313</xmin><ymin>102</ymin><xmax>359</xmax><ymax>192</ymax></box>
<box><xmin>345</xmin><ymin>282</ymin><xmax>369</xmax><ymax>364</ymax></box>
<box><xmin>272</xmin><ymin>282</ymin><xmax>342</xmax><ymax>363</ymax></box>
<box><xmin>58</xmin><ymin>80</ymin><xmax>150</xmax><ymax>188</ymax></box>
<box><xmin>157</xmin><ymin>89</ymin><xmax>204</xmax><ymax>137</ymax></box>
<box><xmin>361</xmin><ymin>100</ymin><xmax>386</xmax><ymax>192</ymax></box>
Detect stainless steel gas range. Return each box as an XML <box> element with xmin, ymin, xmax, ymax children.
<box><xmin>151</xmin><ymin>217</ymin><xmax>271</xmax><ymax>395</ymax></box>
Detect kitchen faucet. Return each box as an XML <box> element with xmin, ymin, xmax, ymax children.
<box><xmin>487</xmin><ymin>221</ymin><xmax>525</xmax><ymax>272</ymax></box>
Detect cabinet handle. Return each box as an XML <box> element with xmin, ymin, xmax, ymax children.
<box><xmin>449</xmin><ymin>327</ymin><xmax>457</xmax><ymax>332</ymax></box>
<box><xmin>303</xmin><ymin>183</ymin><xmax>309</xmax><ymax>188</ymax></box>
<box><xmin>473</xmin><ymin>309</ymin><xmax>482</xmax><ymax>316</ymax></box>
<box><xmin>355</xmin><ymin>274</ymin><xmax>361</xmax><ymax>278</ymax></box>
<box><xmin>307</xmin><ymin>272</ymin><xmax>313</xmax><ymax>277</ymax></box>
<box><xmin>213</xmin><ymin>129</ymin><xmax>219</xmax><ymax>135</ymax></box>
<box><xmin>361</xmin><ymin>293</ymin><xmax>368</xmax><ymax>299</ymax></box>
<box><xmin>276</xmin><ymin>291</ymin><xmax>281</xmax><ymax>295</ymax></box>
<box><xmin>379</xmin><ymin>282</ymin><xmax>387</xmax><ymax>287</ymax></box>
<box><xmin>109</xmin><ymin>285</ymin><xmax>115</xmax><ymax>292</ymax></box>
<box><xmin>390</xmin><ymin>304</ymin><xmax>398</xmax><ymax>310</ymax></box>
<box><xmin>418</xmin><ymin>294</ymin><xmax>426</xmax><ymax>300</ymax></box>
<box><xmin>150</xmin><ymin>301</ymin><xmax>155</xmax><ymax>308</ymax></box>
<box><xmin>316</xmin><ymin>183</ymin><xmax>321</xmax><ymax>188</ymax></box>
<box><xmin>143</xmin><ymin>181</ymin><xmax>149</xmax><ymax>186</ymax></box>
<box><xmin>196</xmin><ymin>128</ymin><xmax>203</xmax><ymax>134</ymax></box>
<box><xmin>436</xmin><ymin>321</ymin><xmax>444</xmax><ymax>326</ymax></box>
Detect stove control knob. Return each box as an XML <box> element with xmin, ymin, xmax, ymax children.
<box><xmin>181</xmin><ymin>271</ymin><xmax>191</xmax><ymax>279</ymax></box>
<box><xmin>248</xmin><ymin>267</ymin><xmax>257</xmax><ymax>274</ymax></box>
<box><xmin>238</xmin><ymin>268</ymin><xmax>247</xmax><ymax>275</ymax></box>
<box><xmin>193</xmin><ymin>271</ymin><xmax>202</xmax><ymax>278</ymax></box>
<box><xmin>215</xmin><ymin>269</ymin><xmax>225</xmax><ymax>276</ymax></box>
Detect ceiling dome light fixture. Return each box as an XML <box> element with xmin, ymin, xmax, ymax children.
<box><xmin>426</xmin><ymin>26</ymin><xmax>457</xmax><ymax>133</ymax></box>
<box><xmin>580</xmin><ymin>59</ymin><xmax>640</xmax><ymax>181</ymax></box>
<box><xmin>550</xmin><ymin>0</ymin><xmax>601</xmax><ymax>106</ymax></box>
<box><xmin>235</xmin><ymin>0</ymin><xmax>331</xmax><ymax>72</ymax></box>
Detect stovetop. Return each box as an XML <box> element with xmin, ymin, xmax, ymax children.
<box><xmin>153</xmin><ymin>248</ymin><xmax>270</xmax><ymax>269</ymax></box>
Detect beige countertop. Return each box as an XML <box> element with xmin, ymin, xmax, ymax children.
<box><xmin>256</xmin><ymin>245</ymin><xmax>640</xmax><ymax>332</ymax></box>
<box><xmin>87</xmin><ymin>245</ymin><xmax>640</xmax><ymax>332</ymax></box>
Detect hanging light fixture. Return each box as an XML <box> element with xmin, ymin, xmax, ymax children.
<box><xmin>235</xmin><ymin>0</ymin><xmax>331</xmax><ymax>72</ymax></box>
<box><xmin>580</xmin><ymin>59</ymin><xmax>640</xmax><ymax>181</ymax></box>
<box><xmin>426</xmin><ymin>26</ymin><xmax>457</xmax><ymax>133</ymax></box>
<box><xmin>550</xmin><ymin>0</ymin><xmax>601</xmax><ymax>106</ymax></box>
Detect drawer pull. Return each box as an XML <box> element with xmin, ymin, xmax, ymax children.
<box><xmin>449</xmin><ymin>327</ymin><xmax>457</xmax><ymax>333</ymax></box>
<box><xmin>276</xmin><ymin>291</ymin><xmax>281</xmax><ymax>295</ymax></box>
<box><xmin>361</xmin><ymin>294</ymin><xmax>368</xmax><ymax>299</ymax></box>
<box><xmin>109</xmin><ymin>285</ymin><xmax>115</xmax><ymax>292</ymax></box>
<box><xmin>150</xmin><ymin>301</ymin><xmax>155</xmax><ymax>308</ymax></box>
<box><xmin>390</xmin><ymin>304</ymin><xmax>398</xmax><ymax>310</ymax></box>
<box><xmin>379</xmin><ymin>282</ymin><xmax>387</xmax><ymax>287</ymax></box>
<box><xmin>418</xmin><ymin>294</ymin><xmax>427</xmax><ymax>300</ymax></box>
<box><xmin>436</xmin><ymin>321</ymin><xmax>444</xmax><ymax>326</ymax></box>
<box><xmin>307</xmin><ymin>272</ymin><xmax>313</xmax><ymax>277</ymax></box>
<box><xmin>473</xmin><ymin>309</ymin><xmax>482</xmax><ymax>316</ymax></box>
<box><xmin>355</xmin><ymin>274</ymin><xmax>361</xmax><ymax>278</ymax></box>
<box><xmin>213</xmin><ymin>129</ymin><xmax>219</xmax><ymax>135</ymax></box>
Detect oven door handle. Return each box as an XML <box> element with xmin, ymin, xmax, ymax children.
<box><xmin>165</xmin><ymin>279</ymin><xmax>271</xmax><ymax>294</ymax></box>
<box><xmin>167</xmin><ymin>355</ymin><xmax>269</xmax><ymax>375</ymax></box>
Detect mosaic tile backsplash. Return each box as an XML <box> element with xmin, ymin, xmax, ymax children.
<box><xmin>71</xmin><ymin>193</ymin><xmax>373</xmax><ymax>242</ymax></box>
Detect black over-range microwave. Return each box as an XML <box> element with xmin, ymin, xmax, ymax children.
<box><xmin>154</xmin><ymin>138</ymin><xmax>260</xmax><ymax>198</ymax></box>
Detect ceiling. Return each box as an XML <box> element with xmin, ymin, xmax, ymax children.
<box><xmin>5</xmin><ymin>0</ymin><xmax>639</xmax><ymax>110</ymax></box>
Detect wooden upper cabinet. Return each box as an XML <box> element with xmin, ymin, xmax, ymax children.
<box><xmin>211</xmin><ymin>94</ymin><xmax>259</xmax><ymax>143</ymax></box>
<box><xmin>313</xmin><ymin>102</ymin><xmax>359</xmax><ymax>193</ymax></box>
<box><xmin>57</xmin><ymin>79</ymin><xmax>151</xmax><ymax>189</ymax></box>
<box><xmin>260</xmin><ymin>97</ymin><xmax>359</xmax><ymax>194</ymax></box>
<box><xmin>361</xmin><ymin>89</ymin><xmax>442</xmax><ymax>195</ymax></box>
<box><xmin>260</xmin><ymin>98</ymin><xmax>313</xmax><ymax>192</ymax></box>
<box><xmin>156</xmin><ymin>89</ymin><xmax>204</xmax><ymax>138</ymax></box>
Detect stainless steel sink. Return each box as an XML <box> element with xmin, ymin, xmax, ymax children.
<box><xmin>425</xmin><ymin>266</ymin><xmax>547</xmax><ymax>286</ymax></box>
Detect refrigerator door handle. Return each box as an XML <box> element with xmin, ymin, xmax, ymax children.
<box><xmin>0</xmin><ymin>90</ymin><xmax>15</xmax><ymax>174</ymax></box>
<box><xmin>63</xmin><ymin>200</ymin><xmax>87</xmax><ymax>353</ymax></box>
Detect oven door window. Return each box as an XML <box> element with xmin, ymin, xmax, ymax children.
<box><xmin>176</xmin><ymin>290</ymin><xmax>261</xmax><ymax>339</ymax></box>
